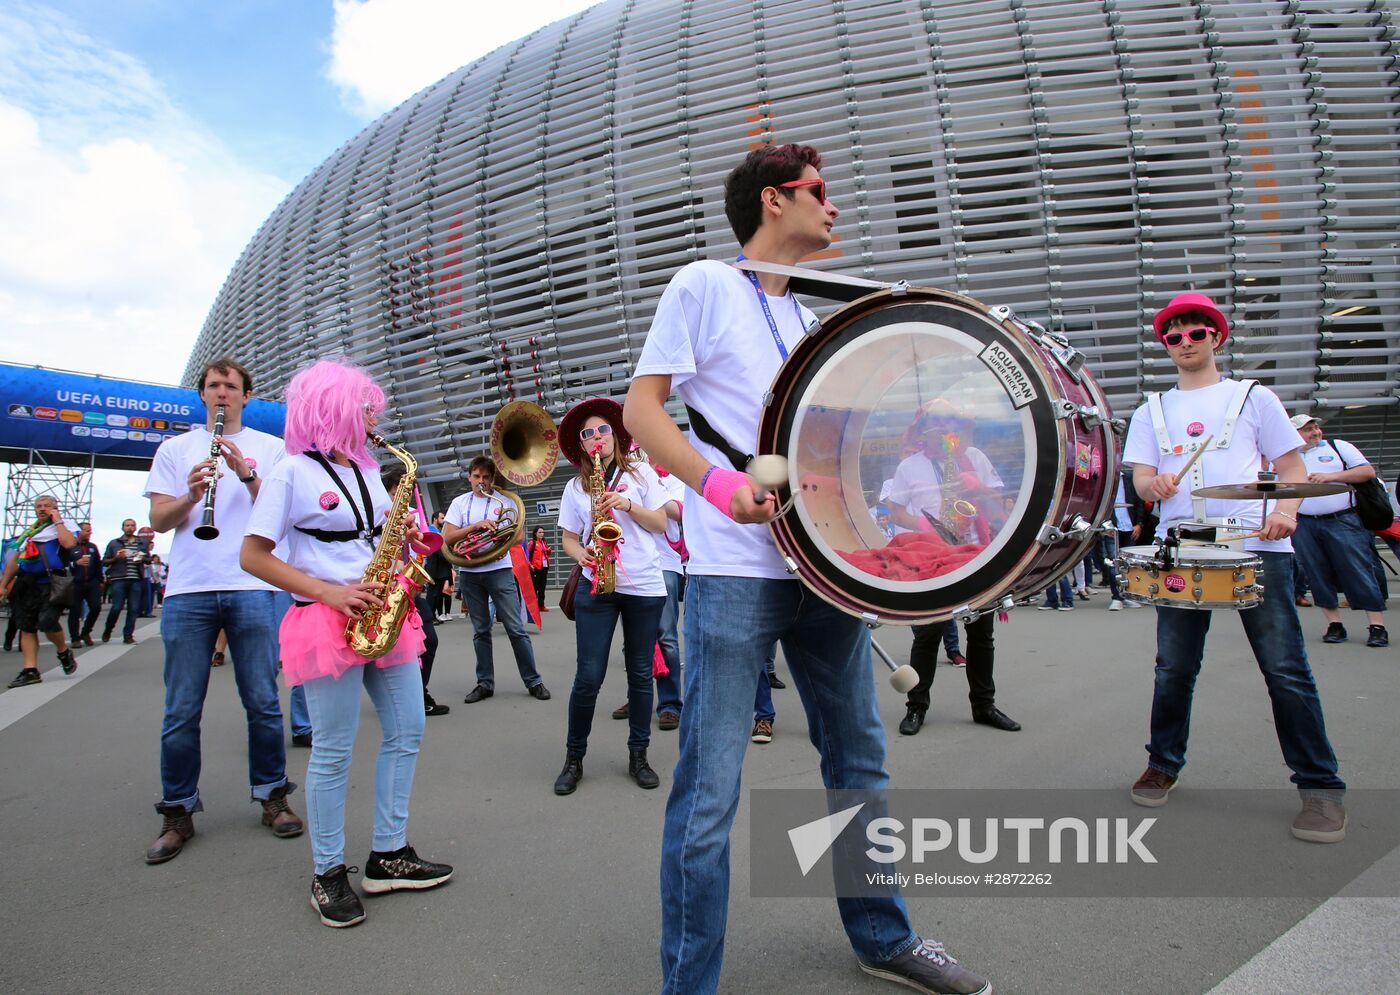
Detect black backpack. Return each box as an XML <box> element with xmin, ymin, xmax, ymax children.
<box><xmin>1328</xmin><ymin>440</ymin><xmax>1394</xmax><ymax>531</ymax></box>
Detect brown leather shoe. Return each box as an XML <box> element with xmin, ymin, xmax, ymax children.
<box><xmin>145</xmin><ymin>805</ymin><xmax>195</xmax><ymax>864</ymax></box>
<box><xmin>611</xmin><ymin>702</ymin><xmax>629</xmax><ymax>720</ymax></box>
<box><xmin>658</xmin><ymin>711</ymin><xmax>680</xmax><ymax>731</ymax></box>
<box><xmin>1291</xmin><ymin>796</ymin><xmax>1347</xmax><ymax>843</ymax></box>
<box><xmin>1295</xmin><ymin>594</ymin><xmax>1312</xmax><ymax>607</ymax></box>
<box><xmin>260</xmin><ymin>785</ymin><xmax>304</xmax><ymax>838</ymax></box>
<box><xmin>1130</xmin><ymin>767</ymin><xmax>1177</xmax><ymax>808</ymax></box>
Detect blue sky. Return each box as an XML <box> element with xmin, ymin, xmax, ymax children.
<box><xmin>32</xmin><ymin>0</ymin><xmax>362</xmax><ymax>182</ymax></box>
<box><xmin>0</xmin><ymin>0</ymin><xmax>597</xmax><ymax>550</ymax></box>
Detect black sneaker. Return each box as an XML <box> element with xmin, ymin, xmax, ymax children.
<box><xmin>362</xmin><ymin>845</ymin><xmax>453</xmax><ymax>894</ymax></box>
<box><xmin>1366</xmin><ymin>625</ymin><xmax>1389</xmax><ymax>648</ymax></box>
<box><xmin>58</xmin><ymin>649</ymin><xmax>77</xmax><ymax>675</ymax></box>
<box><xmin>1322</xmin><ymin>622</ymin><xmax>1347</xmax><ymax>644</ymax></box>
<box><xmin>7</xmin><ymin>668</ymin><xmax>41</xmax><ymax>689</ymax></box>
<box><xmin>310</xmin><ymin>864</ymin><xmax>366</xmax><ymax>928</ymax></box>
<box><xmin>291</xmin><ymin>733</ymin><xmax>313</xmax><ymax>748</ymax></box>
<box><xmin>766</xmin><ymin>671</ymin><xmax>786</xmax><ymax>689</ymax></box>
<box><xmin>858</xmin><ymin>937</ymin><xmax>991</xmax><ymax>994</ymax></box>
<box><xmin>528</xmin><ymin>682</ymin><xmax>551</xmax><ymax>701</ymax></box>
<box><xmin>424</xmin><ymin>691</ymin><xmax>450</xmax><ymax>716</ymax></box>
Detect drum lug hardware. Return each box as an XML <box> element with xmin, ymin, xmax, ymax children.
<box><xmin>1192</xmin><ymin>569</ymin><xmax>1203</xmax><ymax>582</ymax></box>
<box><xmin>999</xmin><ymin>596</ymin><xmax>1015</xmax><ymax>612</ymax></box>
<box><xmin>989</xmin><ymin>304</ymin><xmax>1015</xmax><ymax>322</ymax></box>
<box><xmin>860</xmin><ymin>611</ymin><xmax>881</xmax><ymax>627</ymax></box>
<box><xmin>1147</xmin><ymin>583</ymin><xmax>1160</xmax><ymax>595</ymax></box>
<box><xmin>1065</xmin><ymin>515</ymin><xmax>1093</xmax><ymax>539</ymax></box>
<box><xmin>1036</xmin><ymin>524</ymin><xmax>1065</xmax><ymax>544</ymax></box>
<box><xmin>1193</xmin><ymin>587</ymin><xmax>1203</xmax><ymax>602</ymax></box>
<box><xmin>782</xmin><ymin>556</ymin><xmax>799</xmax><ymax>575</ymax></box>
<box><xmin>890</xmin><ymin>280</ymin><xmax>909</xmax><ymax>297</ymax></box>
<box><xmin>1233</xmin><ymin>570</ymin><xmax>1246</xmax><ymax>581</ymax></box>
<box><xmin>952</xmin><ymin>604</ymin><xmax>975</xmax><ymax>623</ymax></box>
<box><xmin>1052</xmin><ymin>398</ymin><xmax>1079</xmax><ymax>420</ymax></box>
<box><xmin>762</xmin><ymin>390</ymin><xmax>775</xmax><ymax>408</ymax></box>
<box><xmin>1078</xmin><ymin>405</ymin><xmax>1104</xmax><ymax>430</ymax></box>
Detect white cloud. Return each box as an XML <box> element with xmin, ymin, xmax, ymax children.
<box><xmin>0</xmin><ymin>3</ymin><xmax>289</xmax><ymax>554</ymax></box>
<box><xmin>326</xmin><ymin>0</ymin><xmax>600</xmax><ymax>118</ymax></box>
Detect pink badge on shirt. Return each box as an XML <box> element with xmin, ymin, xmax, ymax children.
<box><xmin>319</xmin><ymin>492</ymin><xmax>340</xmax><ymax>510</ymax></box>
<box><xmin>1186</xmin><ymin>422</ymin><xmax>1205</xmax><ymax>437</ymax></box>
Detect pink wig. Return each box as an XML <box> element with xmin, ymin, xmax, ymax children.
<box><xmin>283</xmin><ymin>358</ymin><xmax>384</xmax><ymax>468</ymax></box>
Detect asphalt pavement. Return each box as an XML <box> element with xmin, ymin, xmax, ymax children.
<box><xmin>1</xmin><ymin>587</ymin><xmax>1396</xmax><ymax>995</ymax></box>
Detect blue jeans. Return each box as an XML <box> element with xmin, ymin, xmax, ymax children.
<box><xmin>105</xmin><ymin>577</ymin><xmax>142</xmax><ymax>638</ymax></box>
<box><xmin>569</xmin><ymin>585</ymin><xmax>666</xmax><ymax>755</ymax></box>
<box><xmin>654</xmin><ymin>571</ymin><xmax>684</xmax><ymax>717</ymax></box>
<box><xmin>1148</xmin><ymin>552</ymin><xmax>1345</xmax><ymax>793</ymax></box>
<box><xmin>158</xmin><ymin>590</ymin><xmax>287</xmax><ymax>811</ymax></box>
<box><xmin>660</xmin><ymin>576</ymin><xmax>915</xmax><ymax>994</ymax></box>
<box><xmin>460</xmin><ymin>568</ymin><xmax>540</xmax><ymax>689</ymax></box>
<box><xmin>1291</xmin><ymin>511</ymin><xmax>1386</xmax><ymax>613</ymax></box>
<box><xmin>754</xmin><ymin>642</ymin><xmax>777</xmax><ymax>722</ymax></box>
<box><xmin>301</xmin><ymin>660</ymin><xmax>425</xmax><ymax>874</ymax></box>
<box><xmin>1042</xmin><ymin>576</ymin><xmax>1074</xmax><ymax>608</ymax></box>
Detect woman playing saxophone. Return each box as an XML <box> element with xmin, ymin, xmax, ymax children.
<box><xmin>240</xmin><ymin>357</ymin><xmax>451</xmax><ymax>929</ymax></box>
<box><xmin>553</xmin><ymin>397</ymin><xmax>674</xmax><ymax>796</ymax></box>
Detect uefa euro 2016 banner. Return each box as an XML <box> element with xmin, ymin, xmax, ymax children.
<box><xmin>0</xmin><ymin>362</ymin><xmax>286</xmax><ymax>466</ymax></box>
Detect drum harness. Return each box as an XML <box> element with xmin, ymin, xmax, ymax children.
<box><xmin>1145</xmin><ymin>379</ymin><xmax>1257</xmax><ymax>546</ymax></box>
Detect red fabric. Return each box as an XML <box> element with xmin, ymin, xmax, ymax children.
<box><xmin>511</xmin><ymin>545</ymin><xmax>542</xmax><ymax>628</ymax></box>
<box><xmin>1377</xmin><ymin>517</ymin><xmax>1400</xmax><ymax>541</ymax></box>
<box><xmin>839</xmin><ymin>531</ymin><xmax>986</xmax><ymax>582</ymax></box>
<box><xmin>653</xmin><ymin>642</ymin><xmax>669</xmax><ymax>677</ymax></box>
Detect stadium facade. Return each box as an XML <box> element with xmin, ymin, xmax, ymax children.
<box><xmin>186</xmin><ymin>0</ymin><xmax>1400</xmax><ymax>537</ymax></box>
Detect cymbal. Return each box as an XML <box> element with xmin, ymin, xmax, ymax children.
<box><xmin>1192</xmin><ymin>481</ymin><xmax>1350</xmax><ymax>500</ymax></box>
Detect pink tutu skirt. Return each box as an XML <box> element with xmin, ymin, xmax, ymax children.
<box><xmin>279</xmin><ymin>600</ymin><xmax>426</xmax><ymax>686</ymax></box>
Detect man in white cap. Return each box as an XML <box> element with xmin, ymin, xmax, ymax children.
<box><xmin>1287</xmin><ymin>413</ymin><xmax>1388</xmax><ymax>647</ymax></box>
<box><xmin>1122</xmin><ymin>292</ymin><xmax>1347</xmax><ymax>844</ymax></box>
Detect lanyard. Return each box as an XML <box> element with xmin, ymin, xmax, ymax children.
<box><xmin>466</xmin><ymin>491</ymin><xmax>500</xmax><ymax>524</ymax></box>
<box><xmin>307</xmin><ymin>452</ymin><xmax>376</xmax><ymax>549</ymax></box>
<box><xmin>736</xmin><ymin>254</ymin><xmax>803</xmax><ymax>361</ymax></box>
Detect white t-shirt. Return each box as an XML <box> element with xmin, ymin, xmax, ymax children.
<box><xmin>244</xmin><ymin>453</ymin><xmax>391</xmax><ymax>587</ymax></box>
<box><xmin>443</xmin><ymin>489</ymin><xmax>514</xmax><ymax>574</ymax></box>
<box><xmin>1298</xmin><ymin>439</ymin><xmax>1368</xmax><ymax>517</ymax></box>
<box><xmin>145</xmin><ymin>426</ymin><xmax>286</xmax><ymax>597</ymax></box>
<box><xmin>632</xmin><ymin>259</ymin><xmax>815</xmax><ymax>579</ymax></box>
<box><xmin>558</xmin><ymin>461</ymin><xmax>669</xmax><ymax>597</ymax></box>
<box><xmin>652</xmin><ymin>470</ymin><xmax>686</xmax><ymax>575</ymax></box>
<box><xmin>887</xmin><ymin>447</ymin><xmax>1003</xmax><ymax>542</ymax></box>
<box><xmin>1123</xmin><ymin>379</ymin><xmax>1303</xmax><ymax>553</ymax></box>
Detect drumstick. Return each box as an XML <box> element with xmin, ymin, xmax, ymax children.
<box><xmin>1173</xmin><ymin>435</ymin><xmax>1214</xmax><ymax>487</ymax></box>
<box><xmin>1213</xmin><ymin>530</ymin><xmax>1263</xmax><ymax>543</ymax></box>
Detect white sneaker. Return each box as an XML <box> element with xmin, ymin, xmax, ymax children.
<box><xmin>1126</xmin><ymin>599</ymin><xmax>1144</xmax><ymax>609</ymax></box>
<box><xmin>1108</xmin><ymin>599</ymin><xmax>1123</xmax><ymax>611</ymax></box>
<box><xmin>1057</xmin><ymin>605</ymin><xmax>1074</xmax><ymax>612</ymax></box>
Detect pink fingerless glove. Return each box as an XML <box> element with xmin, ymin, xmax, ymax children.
<box><xmin>701</xmin><ymin>466</ymin><xmax>750</xmax><ymax>522</ymax></box>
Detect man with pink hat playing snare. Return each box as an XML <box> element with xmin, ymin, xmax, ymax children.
<box><xmin>1122</xmin><ymin>292</ymin><xmax>1347</xmax><ymax>843</ymax></box>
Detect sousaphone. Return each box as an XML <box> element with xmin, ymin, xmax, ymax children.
<box><xmin>442</xmin><ymin>400</ymin><xmax>560</xmax><ymax>568</ymax></box>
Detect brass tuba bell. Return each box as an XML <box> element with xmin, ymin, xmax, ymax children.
<box><xmin>442</xmin><ymin>400</ymin><xmax>560</xmax><ymax>569</ymax></box>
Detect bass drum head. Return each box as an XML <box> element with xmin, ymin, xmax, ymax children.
<box><xmin>758</xmin><ymin>288</ymin><xmax>1064</xmax><ymax>624</ymax></box>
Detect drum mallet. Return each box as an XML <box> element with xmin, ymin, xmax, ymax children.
<box><xmin>870</xmin><ymin>637</ymin><xmax>920</xmax><ymax>693</ymax></box>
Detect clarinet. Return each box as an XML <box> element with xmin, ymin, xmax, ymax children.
<box><xmin>193</xmin><ymin>405</ymin><xmax>226</xmax><ymax>540</ymax></box>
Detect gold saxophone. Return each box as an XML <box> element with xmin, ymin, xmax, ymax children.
<box><xmin>587</xmin><ymin>443</ymin><xmax>624</xmax><ymax>595</ymax></box>
<box><xmin>346</xmin><ymin>434</ymin><xmax>433</xmax><ymax>659</ymax></box>
<box><xmin>939</xmin><ymin>433</ymin><xmax>978</xmax><ymax>542</ymax></box>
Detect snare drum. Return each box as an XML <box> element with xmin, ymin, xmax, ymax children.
<box><xmin>756</xmin><ymin>285</ymin><xmax>1117</xmax><ymax>625</ymax></box>
<box><xmin>1117</xmin><ymin>545</ymin><xmax>1263</xmax><ymax>610</ymax></box>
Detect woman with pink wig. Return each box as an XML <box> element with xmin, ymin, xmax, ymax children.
<box><xmin>241</xmin><ymin>357</ymin><xmax>451</xmax><ymax>928</ymax></box>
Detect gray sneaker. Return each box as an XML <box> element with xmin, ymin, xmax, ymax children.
<box><xmin>858</xmin><ymin>937</ymin><xmax>991</xmax><ymax>994</ymax></box>
<box><xmin>1291</xmin><ymin>797</ymin><xmax>1346</xmax><ymax>844</ymax></box>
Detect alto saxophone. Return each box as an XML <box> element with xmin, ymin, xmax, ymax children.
<box><xmin>346</xmin><ymin>434</ymin><xmax>433</xmax><ymax>659</ymax></box>
<box><xmin>939</xmin><ymin>432</ymin><xmax>979</xmax><ymax>543</ymax></box>
<box><xmin>587</xmin><ymin>443</ymin><xmax>624</xmax><ymax>594</ymax></box>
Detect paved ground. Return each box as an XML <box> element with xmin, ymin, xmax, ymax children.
<box><xmin>1</xmin><ymin>588</ymin><xmax>1395</xmax><ymax>995</ymax></box>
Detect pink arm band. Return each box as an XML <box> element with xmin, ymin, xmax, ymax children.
<box><xmin>701</xmin><ymin>467</ymin><xmax>750</xmax><ymax>522</ymax></box>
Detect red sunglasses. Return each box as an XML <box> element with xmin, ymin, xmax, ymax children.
<box><xmin>1163</xmin><ymin>326</ymin><xmax>1213</xmax><ymax>347</ymax></box>
<box><xmin>778</xmin><ymin>177</ymin><xmax>826</xmax><ymax>205</ymax></box>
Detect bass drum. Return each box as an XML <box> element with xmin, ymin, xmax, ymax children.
<box><xmin>756</xmin><ymin>286</ymin><xmax>1117</xmax><ymax>625</ymax></box>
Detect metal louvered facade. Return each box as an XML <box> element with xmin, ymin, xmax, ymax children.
<box><xmin>186</xmin><ymin>0</ymin><xmax>1400</xmax><ymax>514</ymax></box>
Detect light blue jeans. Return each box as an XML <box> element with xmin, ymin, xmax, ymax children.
<box><xmin>301</xmin><ymin>661</ymin><xmax>426</xmax><ymax>874</ymax></box>
<box><xmin>659</xmin><ymin>575</ymin><xmax>915</xmax><ymax>994</ymax></box>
